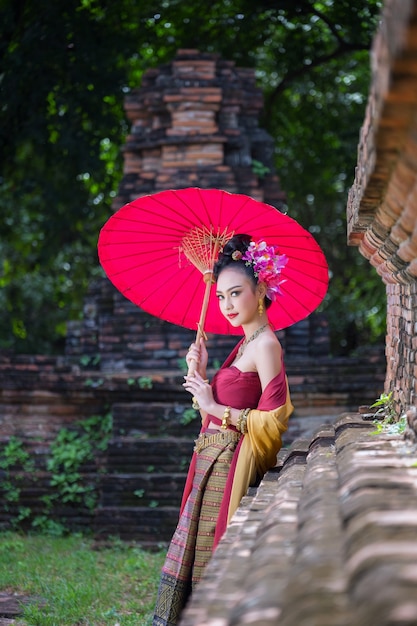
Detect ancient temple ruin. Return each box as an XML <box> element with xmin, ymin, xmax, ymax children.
<box><xmin>113</xmin><ymin>48</ymin><xmax>286</xmax><ymax>208</ymax></box>
<box><xmin>0</xmin><ymin>50</ymin><xmax>385</xmax><ymax>547</ymax></box>
<box><xmin>180</xmin><ymin>3</ymin><xmax>417</xmax><ymax>624</ymax></box>
<box><xmin>347</xmin><ymin>0</ymin><xmax>417</xmax><ymax>413</ymax></box>
<box><xmin>66</xmin><ymin>48</ymin><xmax>330</xmax><ymax>369</ymax></box>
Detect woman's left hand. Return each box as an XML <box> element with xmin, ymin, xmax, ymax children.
<box><xmin>183</xmin><ymin>371</ymin><xmax>214</xmax><ymax>413</ymax></box>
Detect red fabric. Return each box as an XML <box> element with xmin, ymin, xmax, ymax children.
<box><xmin>180</xmin><ymin>340</ymin><xmax>288</xmax><ymax>544</ymax></box>
<box><xmin>98</xmin><ymin>187</ymin><xmax>329</xmax><ymax>334</ymax></box>
<box><xmin>203</xmin><ymin>339</ymin><xmax>287</xmax><ymax>428</ymax></box>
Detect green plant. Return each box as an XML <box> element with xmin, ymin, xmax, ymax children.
<box><xmin>45</xmin><ymin>413</ymin><xmax>113</xmax><ymax>513</ymax></box>
<box><xmin>251</xmin><ymin>158</ymin><xmax>271</xmax><ymax>178</ymax></box>
<box><xmin>371</xmin><ymin>414</ymin><xmax>407</xmax><ymax>436</ymax></box>
<box><xmin>0</xmin><ymin>412</ymin><xmax>113</xmax><ymax>534</ymax></box>
<box><xmin>179</xmin><ymin>457</ymin><xmax>189</xmax><ymax>471</ymax></box>
<box><xmin>0</xmin><ymin>437</ymin><xmax>35</xmax><ymax>525</ymax></box>
<box><xmin>180</xmin><ymin>408</ymin><xmax>198</xmax><ymax>426</ymax></box>
<box><xmin>138</xmin><ymin>376</ymin><xmax>153</xmax><ymax>390</ymax></box>
<box><xmin>177</xmin><ymin>357</ymin><xmax>188</xmax><ymax>372</ymax></box>
<box><xmin>79</xmin><ymin>353</ymin><xmax>101</xmax><ymax>368</ymax></box>
<box><xmin>31</xmin><ymin>515</ymin><xmax>67</xmax><ymax>537</ymax></box>
<box><xmin>370</xmin><ymin>391</ymin><xmax>396</xmax><ymax>422</ymax></box>
<box><xmin>0</xmin><ymin>436</ymin><xmax>35</xmax><ymax>476</ymax></box>
<box><xmin>84</xmin><ymin>377</ymin><xmax>104</xmax><ymax>387</ymax></box>
<box><xmin>127</xmin><ymin>376</ymin><xmax>153</xmax><ymax>389</ymax></box>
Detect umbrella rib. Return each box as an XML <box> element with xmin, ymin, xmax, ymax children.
<box><xmin>219</xmin><ymin>194</ymin><xmax>252</xmax><ymax>228</ymax></box>
<box><xmin>99</xmin><ymin>251</ymin><xmax>186</xmax><ymax>275</ymax></box>
<box><xmin>123</xmin><ymin>264</ymin><xmax>191</xmax><ymax>301</ymax></box>
<box><xmin>279</xmin><ymin>279</ymin><xmax>327</xmax><ymax>314</ymax></box>
<box><xmin>150</xmin><ymin>191</ymin><xmax>205</xmax><ymax>228</ymax></box>
<box><xmin>137</xmin><ymin>269</ymin><xmax>203</xmax><ymax>326</ymax></box>
<box><xmin>98</xmin><ymin>187</ymin><xmax>329</xmax><ymax>334</ymax></box>
<box><xmin>103</xmin><ymin>217</ymin><xmax>195</xmax><ymax>239</ymax></box>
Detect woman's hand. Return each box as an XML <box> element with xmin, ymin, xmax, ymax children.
<box><xmin>183</xmin><ymin>371</ymin><xmax>215</xmax><ymax>414</ymax></box>
<box><xmin>185</xmin><ymin>337</ymin><xmax>208</xmax><ymax>378</ymax></box>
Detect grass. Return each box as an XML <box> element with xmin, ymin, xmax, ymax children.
<box><xmin>0</xmin><ymin>532</ymin><xmax>166</xmax><ymax>625</ymax></box>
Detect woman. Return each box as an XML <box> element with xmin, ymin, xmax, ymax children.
<box><xmin>153</xmin><ymin>234</ymin><xmax>294</xmax><ymax>626</ymax></box>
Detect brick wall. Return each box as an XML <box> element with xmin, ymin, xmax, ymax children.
<box><xmin>0</xmin><ymin>348</ymin><xmax>386</xmax><ymax>540</ymax></box>
<box><xmin>386</xmin><ymin>282</ymin><xmax>417</xmax><ymax>408</ymax></box>
<box><xmin>346</xmin><ymin>0</ymin><xmax>417</xmax><ymax>415</ymax></box>
<box><xmin>65</xmin><ymin>278</ymin><xmax>331</xmax><ymax>372</ymax></box>
<box><xmin>113</xmin><ymin>48</ymin><xmax>286</xmax><ymax>210</ymax></box>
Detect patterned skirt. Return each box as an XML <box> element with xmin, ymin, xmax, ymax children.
<box><xmin>153</xmin><ymin>429</ymin><xmax>241</xmax><ymax>626</ymax></box>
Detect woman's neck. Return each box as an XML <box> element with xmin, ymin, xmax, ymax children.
<box><xmin>235</xmin><ymin>322</ymin><xmax>270</xmax><ymax>360</ymax></box>
<box><xmin>242</xmin><ymin>317</ymin><xmax>270</xmax><ymax>339</ymax></box>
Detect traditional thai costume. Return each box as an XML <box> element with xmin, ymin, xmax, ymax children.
<box><xmin>153</xmin><ymin>340</ymin><xmax>293</xmax><ymax>625</ymax></box>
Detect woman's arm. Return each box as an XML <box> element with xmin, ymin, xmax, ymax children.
<box><xmin>183</xmin><ymin>371</ymin><xmax>241</xmax><ymax>427</ymax></box>
<box><xmin>183</xmin><ymin>335</ymin><xmax>284</xmax><ymax>427</ymax></box>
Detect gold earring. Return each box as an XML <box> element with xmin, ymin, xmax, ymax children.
<box><xmin>258</xmin><ymin>298</ymin><xmax>264</xmax><ymax>316</ymax></box>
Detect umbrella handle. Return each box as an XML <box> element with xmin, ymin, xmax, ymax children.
<box><xmin>187</xmin><ymin>272</ymin><xmax>212</xmax><ymax>377</ymax></box>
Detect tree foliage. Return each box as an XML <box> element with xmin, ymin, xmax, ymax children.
<box><xmin>0</xmin><ymin>0</ymin><xmax>384</xmax><ymax>354</ymax></box>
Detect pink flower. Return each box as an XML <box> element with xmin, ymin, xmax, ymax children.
<box><xmin>242</xmin><ymin>240</ymin><xmax>288</xmax><ymax>301</ymax></box>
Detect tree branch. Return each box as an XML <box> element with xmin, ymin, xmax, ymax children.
<box><xmin>264</xmin><ymin>41</ymin><xmax>369</xmax><ymax>115</ymax></box>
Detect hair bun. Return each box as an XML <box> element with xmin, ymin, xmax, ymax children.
<box><xmin>213</xmin><ymin>233</ymin><xmax>252</xmax><ymax>282</ymax></box>
<box><xmin>221</xmin><ymin>234</ymin><xmax>251</xmax><ymax>257</ymax></box>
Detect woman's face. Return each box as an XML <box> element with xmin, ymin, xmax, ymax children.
<box><xmin>215</xmin><ymin>266</ymin><xmax>260</xmax><ymax>328</ymax></box>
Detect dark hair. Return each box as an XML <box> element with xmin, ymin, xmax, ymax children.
<box><xmin>213</xmin><ymin>234</ymin><xmax>272</xmax><ymax>308</ymax></box>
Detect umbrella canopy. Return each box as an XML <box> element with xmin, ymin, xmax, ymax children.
<box><xmin>98</xmin><ymin>187</ymin><xmax>329</xmax><ymax>336</ymax></box>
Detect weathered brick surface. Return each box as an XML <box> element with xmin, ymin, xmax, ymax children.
<box><xmin>347</xmin><ymin>0</ymin><xmax>417</xmax><ymax>415</ymax></box>
<box><xmin>65</xmin><ymin>277</ymin><xmax>332</xmax><ymax>369</ymax></box>
<box><xmin>112</xmin><ymin>48</ymin><xmax>286</xmax><ymax>209</ymax></box>
<box><xmin>0</xmin><ymin>351</ymin><xmax>386</xmax><ymax>540</ymax></box>
<box><xmin>3</xmin><ymin>25</ymin><xmax>417</xmax><ymax>621</ymax></box>
<box><xmin>180</xmin><ymin>414</ymin><xmax>417</xmax><ymax>625</ymax></box>
<box><xmin>386</xmin><ymin>282</ymin><xmax>417</xmax><ymax>410</ymax></box>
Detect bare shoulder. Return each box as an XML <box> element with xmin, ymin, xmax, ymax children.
<box><xmin>260</xmin><ymin>331</ymin><xmax>281</xmax><ymax>347</ymax></box>
<box><xmin>257</xmin><ymin>331</ymin><xmax>282</xmax><ymax>356</ymax></box>
<box><xmin>254</xmin><ymin>332</ymin><xmax>283</xmax><ymax>388</ymax></box>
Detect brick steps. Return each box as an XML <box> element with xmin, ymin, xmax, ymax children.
<box><xmin>106</xmin><ymin>437</ymin><xmax>194</xmax><ymax>473</ymax></box>
<box><xmin>0</xmin><ymin>349</ymin><xmax>386</xmax><ymax>541</ymax></box>
<box><xmin>180</xmin><ymin>414</ymin><xmax>417</xmax><ymax>624</ymax></box>
<box><xmin>111</xmin><ymin>402</ymin><xmax>199</xmax><ymax>437</ymax></box>
<box><xmin>94</xmin><ymin>505</ymin><xmax>181</xmax><ymax>542</ymax></box>
<box><xmin>100</xmin><ymin>472</ymin><xmax>187</xmax><ymax>507</ymax></box>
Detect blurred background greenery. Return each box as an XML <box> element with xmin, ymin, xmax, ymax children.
<box><xmin>0</xmin><ymin>0</ymin><xmax>385</xmax><ymax>355</ymax></box>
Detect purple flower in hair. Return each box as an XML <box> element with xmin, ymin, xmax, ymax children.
<box><xmin>242</xmin><ymin>240</ymin><xmax>288</xmax><ymax>301</ymax></box>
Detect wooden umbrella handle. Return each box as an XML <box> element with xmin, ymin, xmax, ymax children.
<box><xmin>187</xmin><ymin>272</ymin><xmax>212</xmax><ymax>376</ymax></box>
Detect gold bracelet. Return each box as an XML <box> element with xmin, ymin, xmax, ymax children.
<box><xmin>236</xmin><ymin>408</ymin><xmax>245</xmax><ymax>432</ymax></box>
<box><xmin>221</xmin><ymin>406</ymin><xmax>231</xmax><ymax>430</ymax></box>
<box><xmin>239</xmin><ymin>408</ymin><xmax>251</xmax><ymax>434</ymax></box>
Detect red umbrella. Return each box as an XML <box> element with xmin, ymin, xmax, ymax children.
<box><xmin>97</xmin><ymin>187</ymin><xmax>328</xmax><ymax>338</ymax></box>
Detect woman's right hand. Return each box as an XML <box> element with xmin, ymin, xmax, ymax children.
<box><xmin>186</xmin><ymin>337</ymin><xmax>208</xmax><ymax>377</ymax></box>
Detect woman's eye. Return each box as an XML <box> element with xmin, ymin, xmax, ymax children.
<box><xmin>231</xmin><ymin>291</ymin><xmax>240</xmax><ymax>297</ymax></box>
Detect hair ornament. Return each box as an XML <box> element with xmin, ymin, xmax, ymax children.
<box><xmin>231</xmin><ymin>250</ymin><xmax>243</xmax><ymax>260</ymax></box>
<box><xmin>242</xmin><ymin>240</ymin><xmax>288</xmax><ymax>301</ymax></box>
